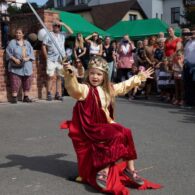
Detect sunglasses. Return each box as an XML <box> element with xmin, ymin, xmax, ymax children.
<box><xmin>53</xmin><ymin>24</ymin><xmax>61</xmax><ymax>28</ymax></box>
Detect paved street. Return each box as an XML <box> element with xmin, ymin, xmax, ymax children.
<box><xmin>0</xmin><ymin>97</ymin><xmax>194</xmax><ymax>195</ymax></box>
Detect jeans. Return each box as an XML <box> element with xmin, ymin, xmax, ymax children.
<box><xmin>108</xmin><ymin>61</ymin><xmax>114</xmax><ymax>81</ymax></box>
<box><xmin>117</xmin><ymin>68</ymin><xmax>133</xmax><ymax>82</ymax></box>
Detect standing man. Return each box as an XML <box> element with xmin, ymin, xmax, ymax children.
<box><xmin>42</xmin><ymin>20</ymin><xmax>73</xmax><ymax>101</ymax></box>
<box><xmin>183</xmin><ymin>27</ymin><xmax>195</xmax><ymax>108</ymax></box>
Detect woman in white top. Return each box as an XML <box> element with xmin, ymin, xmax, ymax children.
<box><xmin>85</xmin><ymin>32</ymin><xmax>103</xmax><ymax>57</ymax></box>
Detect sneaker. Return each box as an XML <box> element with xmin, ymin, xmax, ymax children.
<box><xmin>96</xmin><ymin>170</ymin><xmax>108</xmax><ymax>189</ymax></box>
<box><xmin>178</xmin><ymin>100</ymin><xmax>184</xmax><ymax>106</ymax></box>
<box><xmin>55</xmin><ymin>95</ymin><xmax>63</xmax><ymax>101</ymax></box>
<box><xmin>172</xmin><ymin>100</ymin><xmax>179</xmax><ymax>105</ymax></box>
<box><xmin>23</xmin><ymin>96</ymin><xmax>33</xmax><ymax>103</ymax></box>
<box><xmin>11</xmin><ymin>96</ymin><xmax>17</xmax><ymax>104</ymax></box>
<box><xmin>123</xmin><ymin>168</ymin><xmax>144</xmax><ymax>186</ymax></box>
<box><xmin>47</xmin><ymin>94</ymin><xmax>53</xmax><ymax>101</ymax></box>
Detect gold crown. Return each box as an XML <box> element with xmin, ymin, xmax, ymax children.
<box><xmin>88</xmin><ymin>56</ymin><xmax>109</xmax><ymax>73</ymax></box>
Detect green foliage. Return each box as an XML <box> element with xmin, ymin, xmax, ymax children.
<box><xmin>7</xmin><ymin>5</ymin><xmax>21</xmax><ymax>15</ymax></box>
<box><xmin>21</xmin><ymin>3</ymin><xmax>38</xmax><ymax>13</ymax></box>
<box><xmin>7</xmin><ymin>3</ymin><xmax>39</xmax><ymax>15</ymax></box>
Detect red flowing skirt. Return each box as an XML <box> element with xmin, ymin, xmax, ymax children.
<box><xmin>61</xmin><ymin>87</ymin><xmax>162</xmax><ymax>194</ymax></box>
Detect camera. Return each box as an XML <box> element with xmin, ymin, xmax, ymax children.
<box><xmin>123</xmin><ymin>40</ymin><xmax>129</xmax><ymax>44</ymax></box>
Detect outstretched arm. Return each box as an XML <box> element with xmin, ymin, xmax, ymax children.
<box><xmin>113</xmin><ymin>67</ymin><xmax>154</xmax><ymax>96</ymax></box>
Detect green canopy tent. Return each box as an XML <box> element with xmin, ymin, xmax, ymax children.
<box><xmin>52</xmin><ymin>9</ymin><xmax>109</xmax><ymax>37</ymax></box>
<box><xmin>107</xmin><ymin>18</ymin><xmax>181</xmax><ymax>40</ymax></box>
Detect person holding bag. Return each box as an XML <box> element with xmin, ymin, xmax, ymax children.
<box><xmin>6</xmin><ymin>28</ymin><xmax>35</xmax><ymax>103</ymax></box>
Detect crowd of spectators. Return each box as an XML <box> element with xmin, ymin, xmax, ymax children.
<box><xmin>5</xmin><ymin>22</ymin><xmax>195</xmax><ymax>108</ymax></box>
<box><xmin>61</xmin><ymin>27</ymin><xmax>195</xmax><ymax>108</ymax></box>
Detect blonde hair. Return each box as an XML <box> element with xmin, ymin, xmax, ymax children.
<box><xmin>84</xmin><ymin>56</ymin><xmax>115</xmax><ymax>107</ymax></box>
<box><xmin>75</xmin><ymin>33</ymin><xmax>84</xmax><ymax>49</ymax></box>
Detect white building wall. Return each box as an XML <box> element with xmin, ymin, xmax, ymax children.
<box><xmin>163</xmin><ymin>0</ymin><xmax>185</xmax><ymax>27</ymax></box>
<box><xmin>137</xmin><ymin>0</ymin><xmax>153</xmax><ymax>18</ymax></box>
<box><xmin>138</xmin><ymin>0</ymin><xmax>186</xmax><ymax>27</ymax></box>
<box><xmin>152</xmin><ymin>0</ymin><xmax>163</xmax><ymax>19</ymax></box>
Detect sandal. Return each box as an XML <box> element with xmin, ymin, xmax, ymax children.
<box><xmin>96</xmin><ymin>170</ymin><xmax>108</xmax><ymax>189</ymax></box>
<box><xmin>123</xmin><ymin>168</ymin><xmax>144</xmax><ymax>186</ymax></box>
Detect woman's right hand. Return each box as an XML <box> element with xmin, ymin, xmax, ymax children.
<box><xmin>14</xmin><ymin>59</ymin><xmax>21</xmax><ymax>65</ymax></box>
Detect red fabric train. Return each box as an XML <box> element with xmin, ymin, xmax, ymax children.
<box><xmin>60</xmin><ymin>87</ymin><xmax>162</xmax><ymax>194</ymax></box>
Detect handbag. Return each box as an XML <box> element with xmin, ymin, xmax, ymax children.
<box><xmin>10</xmin><ymin>60</ymin><xmax>24</xmax><ymax>68</ymax></box>
<box><xmin>10</xmin><ymin>45</ymin><xmax>26</xmax><ymax>68</ymax></box>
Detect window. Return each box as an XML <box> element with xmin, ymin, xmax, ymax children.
<box><xmin>171</xmin><ymin>7</ymin><xmax>180</xmax><ymax>24</ymax></box>
<box><xmin>57</xmin><ymin>0</ymin><xmax>63</xmax><ymax>7</ymax></box>
<box><xmin>129</xmin><ymin>14</ymin><xmax>137</xmax><ymax>21</ymax></box>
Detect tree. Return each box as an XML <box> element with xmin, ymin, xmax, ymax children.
<box><xmin>7</xmin><ymin>5</ymin><xmax>21</xmax><ymax>15</ymax></box>
<box><xmin>21</xmin><ymin>2</ymin><xmax>39</xmax><ymax>13</ymax></box>
<box><xmin>7</xmin><ymin>2</ymin><xmax>39</xmax><ymax>15</ymax></box>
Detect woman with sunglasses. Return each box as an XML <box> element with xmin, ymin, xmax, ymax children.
<box><xmin>85</xmin><ymin>32</ymin><xmax>103</xmax><ymax>58</ymax></box>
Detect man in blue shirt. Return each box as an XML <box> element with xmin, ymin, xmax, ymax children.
<box><xmin>42</xmin><ymin>20</ymin><xmax>73</xmax><ymax>101</ymax></box>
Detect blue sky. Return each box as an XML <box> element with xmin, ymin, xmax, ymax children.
<box><xmin>29</xmin><ymin>0</ymin><xmax>48</xmax><ymax>6</ymax></box>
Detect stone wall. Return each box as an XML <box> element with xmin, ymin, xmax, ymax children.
<box><xmin>9</xmin><ymin>9</ymin><xmax>59</xmax><ymax>37</ymax></box>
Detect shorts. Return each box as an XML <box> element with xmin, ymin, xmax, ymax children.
<box><xmin>47</xmin><ymin>60</ymin><xmax>63</xmax><ymax>77</ymax></box>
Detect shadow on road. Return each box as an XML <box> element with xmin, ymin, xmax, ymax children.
<box><xmin>0</xmin><ymin>154</ymin><xmax>99</xmax><ymax>193</ymax></box>
<box><xmin>0</xmin><ymin>154</ymin><xmax>77</xmax><ymax>178</ymax></box>
<box><xmin>117</xmin><ymin>97</ymin><xmax>195</xmax><ymax>124</ymax></box>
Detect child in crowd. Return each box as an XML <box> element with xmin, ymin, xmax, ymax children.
<box><xmin>61</xmin><ymin>56</ymin><xmax>161</xmax><ymax>194</ymax></box>
<box><xmin>157</xmin><ymin>57</ymin><xmax>175</xmax><ymax>102</ymax></box>
<box><xmin>128</xmin><ymin>65</ymin><xmax>146</xmax><ymax>100</ymax></box>
<box><xmin>172</xmin><ymin>50</ymin><xmax>184</xmax><ymax>105</ymax></box>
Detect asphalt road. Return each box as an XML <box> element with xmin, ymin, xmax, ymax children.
<box><xmin>0</xmin><ymin>97</ymin><xmax>194</xmax><ymax>195</ymax></box>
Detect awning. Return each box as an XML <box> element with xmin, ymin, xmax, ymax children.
<box><xmin>107</xmin><ymin>18</ymin><xmax>181</xmax><ymax>40</ymax></box>
<box><xmin>52</xmin><ymin>9</ymin><xmax>109</xmax><ymax>37</ymax></box>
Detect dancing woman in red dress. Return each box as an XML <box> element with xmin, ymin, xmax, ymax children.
<box><xmin>61</xmin><ymin>56</ymin><xmax>162</xmax><ymax>194</ymax></box>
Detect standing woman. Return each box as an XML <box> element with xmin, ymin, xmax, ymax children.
<box><xmin>117</xmin><ymin>35</ymin><xmax>135</xmax><ymax>83</ymax></box>
<box><xmin>85</xmin><ymin>32</ymin><xmax>103</xmax><ymax>58</ymax></box>
<box><xmin>102</xmin><ymin>36</ymin><xmax>114</xmax><ymax>81</ymax></box>
<box><xmin>164</xmin><ymin>27</ymin><xmax>182</xmax><ymax>102</ymax></box>
<box><xmin>144</xmin><ymin>36</ymin><xmax>157</xmax><ymax>99</ymax></box>
<box><xmin>74</xmin><ymin>33</ymin><xmax>87</xmax><ymax>69</ymax></box>
<box><xmin>6</xmin><ymin>28</ymin><xmax>35</xmax><ymax>103</ymax></box>
<box><xmin>165</xmin><ymin>27</ymin><xmax>182</xmax><ymax>59</ymax></box>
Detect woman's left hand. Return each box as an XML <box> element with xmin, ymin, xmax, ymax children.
<box><xmin>138</xmin><ymin>67</ymin><xmax>154</xmax><ymax>82</ymax></box>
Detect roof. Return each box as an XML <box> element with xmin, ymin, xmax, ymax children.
<box><xmin>90</xmin><ymin>0</ymin><xmax>147</xmax><ymax>30</ymax></box>
<box><xmin>53</xmin><ymin>9</ymin><xmax>109</xmax><ymax>37</ymax></box>
<box><xmin>56</xmin><ymin>3</ymin><xmax>91</xmax><ymax>13</ymax></box>
<box><xmin>55</xmin><ymin>0</ymin><xmax>147</xmax><ymax>30</ymax></box>
<box><xmin>107</xmin><ymin>18</ymin><xmax>181</xmax><ymax>40</ymax></box>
